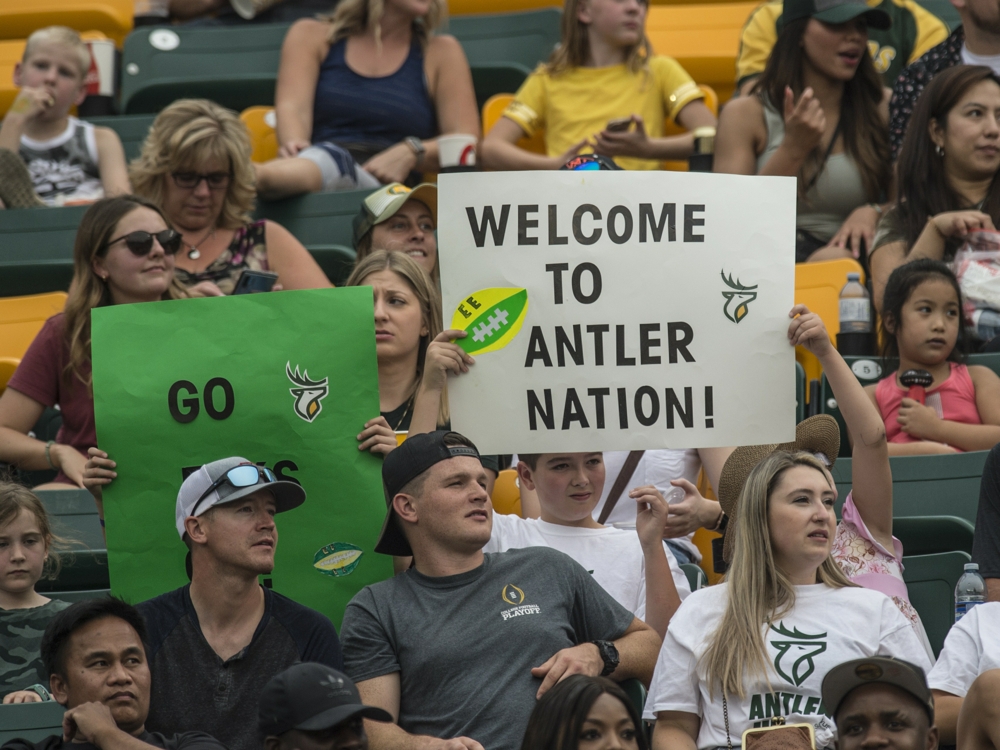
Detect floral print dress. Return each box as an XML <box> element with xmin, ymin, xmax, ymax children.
<box><xmin>175</xmin><ymin>220</ymin><xmax>269</xmax><ymax>295</ymax></box>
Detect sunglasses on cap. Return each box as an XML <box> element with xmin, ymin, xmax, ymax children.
<box><xmin>105</xmin><ymin>229</ymin><xmax>182</xmax><ymax>256</ymax></box>
<box><xmin>171</xmin><ymin>171</ymin><xmax>232</xmax><ymax>190</ymax></box>
<box><xmin>191</xmin><ymin>463</ymin><xmax>278</xmax><ymax>516</ymax></box>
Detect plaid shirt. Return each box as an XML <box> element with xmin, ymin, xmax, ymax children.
<box><xmin>889</xmin><ymin>26</ymin><xmax>965</xmax><ymax>160</ymax></box>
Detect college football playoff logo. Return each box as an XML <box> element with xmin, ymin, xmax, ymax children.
<box><xmin>286</xmin><ymin>362</ymin><xmax>328</xmax><ymax>423</ymax></box>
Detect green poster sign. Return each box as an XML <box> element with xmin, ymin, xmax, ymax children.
<box><xmin>91</xmin><ymin>288</ymin><xmax>391</xmax><ymax>626</ymax></box>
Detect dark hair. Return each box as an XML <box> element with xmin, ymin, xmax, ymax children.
<box><xmin>520</xmin><ymin>675</ymin><xmax>648</xmax><ymax>750</ymax></box>
<box><xmin>896</xmin><ymin>65</ymin><xmax>1000</xmax><ymax>255</ymax></box>
<box><xmin>754</xmin><ymin>18</ymin><xmax>890</xmax><ymax>204</ymax></box>
<box><xmin>518</xmin><ymin>454</ymin><xmax>540</xmax><ymax>470</ymax></box>
<box><xmin>41</xmin><ymin>597</ymin><xmax>148</xmax><ymax>679</ymax></box>
<box><xmin>878</xmin><ymin>259</ymin><xmax>966</xmax><ymax>363</ymax></box>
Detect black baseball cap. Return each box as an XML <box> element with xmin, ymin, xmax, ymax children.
<box><xmin>258</xmin><ymin>663</ymin><xmax>392</xmax><ymax>737</ymax></box>
<box><xmin>821</xmin><ymin>657</ymin><xmax>934</xmax><ymax>722</ymax></box>
<box><xmin>374</xmin><ymin>430</ymin><xmax>481</xmax><ymax>557</ymax></box>
<box><xmin>780</xmin><ymin>0</ymin><xmax>890</xmax><ymax>30</ymax></box>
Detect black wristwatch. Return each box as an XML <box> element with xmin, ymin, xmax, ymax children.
<box><xmin>592</xmin><ymin>639</ymin><xmax>620</xmax><ymax>676</ymax></box>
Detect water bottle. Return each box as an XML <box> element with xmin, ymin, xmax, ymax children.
<box><xmin>839</xmin><ymin>273</ymin><xmax>871</xmax><ymax>334</ymax></box>
<box><xmin>955</xmin><ymin>562</ymin><xmax>986</xmax><ymax>622</ymax></box>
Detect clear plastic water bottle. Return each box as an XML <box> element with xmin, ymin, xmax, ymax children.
<box><xmin>839</xmin><ymin>273</ymin><xmax>871</xmax><ymax>334</ymax></box>
<box><xmin>955</xmin><ymin>562</ymin><xmax>986</xmax><ymax>622</ymax></box>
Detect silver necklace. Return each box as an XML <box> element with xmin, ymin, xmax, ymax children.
<box><xmin>184</xmin><ymin>228</ymin><xmax>216</xmax><ymax>260</ymax></box>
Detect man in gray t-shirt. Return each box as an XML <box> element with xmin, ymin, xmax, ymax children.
<box><xmin>340</xmin><ymin>431</ymin><xmax>661</xmax><ymax>750</ymax></box>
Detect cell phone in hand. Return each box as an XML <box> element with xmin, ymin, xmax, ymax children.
<box><xmin>232</xmin><ymin>269</ymin><xmax>279</xmax><ymax>295</ymax></box>
<box><xmin>605</xmin><ymin>117</ymin><xmax>632</xmax><ymax>133</ymax></box>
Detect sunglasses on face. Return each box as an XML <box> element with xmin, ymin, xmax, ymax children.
<box><xmin>105</xmin><ymin>229</ymin><xmax>182</xmax><ymax>256</ymax></box>
<box><xmin>191</xmin><ymin>464</ymin><xmax>278</xmax><ymax>516</ymax></box>
<box><xmin>171</xmin><ymin>171</ymin><xmax>232</xmax><ymax>190</ymax></box>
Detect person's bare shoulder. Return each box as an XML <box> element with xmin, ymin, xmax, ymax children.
<box><xmin>285</xmin><ymin>17</ymin><xmax>332</xmax><ymax>48</ymax></box>
<box><xmin>425</xmin><ymin>34</ymin><xmax>468</xmax><ymax>64</ymax></box>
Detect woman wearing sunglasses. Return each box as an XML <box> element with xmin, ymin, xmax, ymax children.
<box><xmin>131</xmin><ymin>99</ymin><xmax>331</xmax><ymax>295</ymax></box>
<box><xmin>0</xmin><ymin>195</ymin><xmax>192</xmax><ymax>490</ymax></box>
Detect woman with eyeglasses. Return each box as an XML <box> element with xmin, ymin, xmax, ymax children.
<box><xmin>131</xmin><ymin>99</ymin><xmax>332</xmax><ymax>295</ymax></box>
<box><xmin>0</xmin><ymin>195</ymin><xmax>190</xmax><ymax>490</ymax></box>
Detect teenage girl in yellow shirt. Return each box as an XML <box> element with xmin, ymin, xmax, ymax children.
<box><xmin>480</xmin><ymin>0</ymin><xmax>717</xmax><ymax>171</ymax></box>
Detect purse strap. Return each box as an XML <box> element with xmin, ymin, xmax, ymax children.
<box><xmin>597</xmin><ymin>450</ymin><xmax>645</xmax><ymax>525</ymax></box>
<box><xmin>723</xmin><ymin>693</ymin><xmax>733</xmax><ymax>750</ymax></box>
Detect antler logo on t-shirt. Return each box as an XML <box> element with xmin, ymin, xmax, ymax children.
<box><xmin>769</xmin><ymin>622</ymin><xmax>827</xmax><ymax>686</ymax></box>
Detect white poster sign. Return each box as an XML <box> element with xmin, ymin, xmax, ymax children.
<box><xmin>438</xmin><ymin>170</ymin><xmax>797</xmax><ymax>454</ymax></box>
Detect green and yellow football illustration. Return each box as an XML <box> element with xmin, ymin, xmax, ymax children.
<box><xmin>451</xmin><ymin>288</ymin><xmax>529</xmax><ymax>355</ymax></box>
<box><xmin>313</xmin><ymin>542</ymin><xmax>363</xmax><ymax>577</ymax></box>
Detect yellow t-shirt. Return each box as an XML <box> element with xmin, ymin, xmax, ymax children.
<box><xmin>502</xmin><ymin>56</ymin><xmax>704</xmax><ymax>171</ymax></box>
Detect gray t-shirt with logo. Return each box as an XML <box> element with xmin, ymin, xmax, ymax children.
<box><xmin>341</xmin><ymin>547</ymin><xmax>635</xmax><ymax>750</ymax></box>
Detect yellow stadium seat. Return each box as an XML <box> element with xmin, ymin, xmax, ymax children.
<box><xmin>646</xmin><ymin>3</ymin><xmax>758</xmax><ymax>104</ymax></box>
<box><xmin>241</xmin><ymin>106</ymin><xmax>279</xmax><ymax>164</ymax></box>
<box><xmin>449</xmin><ymin>0</ymin><xmax>559</xmax><ymax>13</ymax></box>
<box><xmin>0</xmin><ymin>358</ymin><xmax>20</xmax><ymax>397</ymax></box>
<box><xmin>0</xmin><ymin>292</ymin><xmax>68</xmax><ymax>362</ymax></box>
<box><xmin>794</xmin><ymin>259</ymin><xmax>865</xmax><ymax>385</ymax></box>
<box><xmin>491</xmin><ymin>469</ymin><xmax>523</xmax><ymax>517</ymax></box>
<box><xmin>0</xmin><ymin>0</ymin><xmax>132</xmax><ymax>47</ymax></box>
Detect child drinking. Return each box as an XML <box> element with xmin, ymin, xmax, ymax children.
<box><xmin>867</xmin><ymin>258</ymin><xmax>1000</xmax><ymax>454</ymax></box>
<box><xmin>0</xmin><ymin>482</ymin><xmax>70</xmax><ymax>703</ymax></box>
<box><xmin>481</xmin><ymin>0</ymin><xmax>717</xmax><ymax>171</ymax></box>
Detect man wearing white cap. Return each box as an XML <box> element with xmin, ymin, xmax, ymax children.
<box><xmin>135</xmin><ymin>457</ymin><xmax>343</xmax><ymax>750</ymax></box>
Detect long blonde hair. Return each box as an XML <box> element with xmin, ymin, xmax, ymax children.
<box><xmin>324</xmin><ymin>0</ymin><xmax>447</xmax><ymax>48</ymax></box>
<box><xmin>345</xmin><ymin>250</ymin><xmax>448</xmax><ymax>425</ymax></box>
<box><xmin>63</xmin><ymin>195</ymin><xmax>187</xmax><ymax>387</ymax></box>
<box><xmin>546</xmin><ymin>0</ymin><xmax>652</xmax><ymax>75</ymax></box>
<box><xmin>130</xmin><ymin>99</ymin><xmax>256</xmax><ymax>231</ymax></box>
<box><xmin>701</xmin><ymin>451</ymin><xmax>854</xmax><ymax>699</ymax></box>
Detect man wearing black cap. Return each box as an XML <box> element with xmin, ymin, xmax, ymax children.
<box><xmin>822</xmin><ymin>657</ymin><xmax>938</xmax><ymax>750</ymax></box>
<box><xmin>135</xmin><ymin>458</ymin><xmax>343</xmax><ymax>750</ymax></box>
<box><xmin>341</xmin><ymin>431</ymin><xmax>660</xmax><ymax>750</ymax></box>
<box><xmin>260</xmin><ymin>663</ymin><xmax>392</xmax><ymax>750</ymax></box>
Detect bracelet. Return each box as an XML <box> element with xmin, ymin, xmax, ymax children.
<box><xmin>44</xmin><ymin>440</ymin><xmax>56</xmax><ymax>470</ymax></box>
<box><xmin>711</xmin><ymin>506</ymin><xmax>728</xmax><ymax>532</ymax></box>
<box><xmin>869</xmin><ymin>203</ymin><xmax>883</xmax><ymax>215</ymax></box>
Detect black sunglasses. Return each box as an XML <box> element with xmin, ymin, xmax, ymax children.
<box><xmin>105</xmin><ymin>229</ymin><xmax>182</xmax><ymax>256</ymax></box>
<box><xmin>171</xmin><ymin>171</ymin><xmax>232</xmax><ymax>190</ymax></box>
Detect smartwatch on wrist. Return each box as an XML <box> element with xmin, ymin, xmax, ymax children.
<box><xmin>592</xmin><ymin>639</ymin><xmax>620</xmax><ymax>676</ymax></box>
<box><xmin>404</xmin><ymin>136</ymin><xmax>425</xmax><ymax>160</ymax></box>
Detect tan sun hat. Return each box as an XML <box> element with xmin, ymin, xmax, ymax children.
<box><xmin>718</xmin><ymin>414</ymin><xmax>841</xmax><ymax>564</ymax></box>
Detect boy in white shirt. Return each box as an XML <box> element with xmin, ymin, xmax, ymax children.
<box><xmin>0</xmin><ymin>26</ymin><xmax>129</xmax><ymax>208</ymax></box>
<box><xmin>484</xmin><ymin>452</ymin><xmax>691</xmax><ymax>637</ymax></box>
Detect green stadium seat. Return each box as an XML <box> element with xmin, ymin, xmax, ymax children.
<box><xmin>0</xmin><ymin>207</ymin><xmax>84</xmax><ymax>298</ymax></box>
<box><xmin>33</xmin><ymin>490</ymin><xmax>109</xmax><ymax>593</ymax></box>
<box><xmin>470</xmin><ymin>64</ymin><xmax>532</xmax><ymax>110</ymax></box>
<box><xmin>450</xmin><ymin>8</ymin><xmax>560</xmax><ymax>71</ymax></box>
<box><xmin>83</xmin><ymin>114</ymin><xmax>157</xmax><ymax>162</ymax></box>
<box><xmin>0</xmin><ymin>702</ymin><xmax>66</xmax><ymax>745</ymax></box>
<box><xmin>902</xmin><ymin>550</ymin><xmax>969</xmax><ymax>657</ymax></box>
<box><xmin>893</xmin><ymin>516</ymin><xmax>974</xmax><ymax>556</ymax></box>
<box><xmin>831</xmin><ymin>451</ymin><xmax>988</xmax><ymax>526</ymax></box>
<box><xmin>48</xmin><ymin>589</ymin><xmax>111</xmax><ymax>604</ymax></box>
<box><xmin>680</xmin><ymin>562</ymin><xmax>707</xmax><ymax>591</ymax></box>
<box><xmin>796</xmin><ymin>361</ymin><xmax>805</xmax><ymax>423</ymax></box>
<box><xmin>255</xmin><ymin>191</ymin><xmax>367</xmax><ymax>285</ymax></box>
<box><xmin>969</xmin><ymin>352</ymin><xmax>1000</xmax><ymax>378</ymax></box>
<box><xmin>620</xmin><ymin>678</ymin><xmax>647</xmax><ymax>721</ymax></box>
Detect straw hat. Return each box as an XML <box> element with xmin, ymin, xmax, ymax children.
<box><xmin>717</xmin><ymin>414</ymin><xmax>841</xmax><ymax>563</ymax></box>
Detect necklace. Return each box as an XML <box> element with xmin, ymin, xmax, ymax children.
<box><xmin>391</xmin><ymin>392</ymin><xmax>416</xmax><ymax>431</ymax></box>
<box><xmin>184</xmin><ymin>228</ymin><xmax>216</xmax><ymax>260</ymax></box>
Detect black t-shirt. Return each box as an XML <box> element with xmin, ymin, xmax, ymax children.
<box><xmin>2</xmin><ymin>730</ymin><xmax>224</xmax><ymax>750</ymax></box>
<box><xmin>973</xmin><ymin>444</ymin><xmax>1000</xmax><ymax>578</ymax></box>
<box><xmin>136</xmin><ymin>586</ymin><xmax>342</xmax><ymax>750</ymax></box>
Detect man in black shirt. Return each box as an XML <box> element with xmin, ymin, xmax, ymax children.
<box><xmin>136</xmin><ymin>457</ymin><xmax>343</xmax><ymax>750</ymax></box>
<box><xmin>1</xmin><ymin>598</ymin><xmax>224</xmax><ymax>750</ymax></box>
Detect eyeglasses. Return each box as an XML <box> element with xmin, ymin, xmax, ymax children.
<box><xmin>105</xmin><ymin>229</ymin><xmax>182</xmax><ymax>256</ymax></box>
<box><xmin>171</xmin><ymin>171</ymin><xmax>232</xmax><ymax>190</ymax></box>
<box><xmin>191</xmin><ymin>464</ymin><xmax>277</xmax><ymax>516</ymax></box>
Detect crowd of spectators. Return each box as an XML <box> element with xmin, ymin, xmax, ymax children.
<box><xmin>4</xmin><ymin>0</ymin><xmax>1000</xmax><ymax>748</ymax></box>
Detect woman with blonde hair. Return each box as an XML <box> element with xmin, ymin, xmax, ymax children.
<box><xmin>258</xmin><ymin>0</ymin><xmax>479</xmax><ymax>198</ymax></box>
<box><xmin>131</xmin><ymin>98</ymin><xmax>331</xmax><ymax>294</ymax></box>
<box><xmin>481</xmin><ymin>0</ymin><xmax>716</xmax><ymax>171</ymax></box>
<box><xmin>644</xmin><ymin>306</ymin><xmax>932</xmax><ymax>750</ymax></box>
<box><xmin>0</xmin><ymin>195</ymin><xmax>189</xmax><ymax>489</ymax></box>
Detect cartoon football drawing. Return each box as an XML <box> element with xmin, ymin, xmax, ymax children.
<box><xmin>451</xmin><ymin>288</ymin><xmax>529</xmax><ymax>355</ymax></box>
<box><xmin>313</xmin><ymin>542</ymin><xmax>363</xmax><ymax>577</ymax></box>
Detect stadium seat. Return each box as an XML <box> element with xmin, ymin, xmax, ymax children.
<box><xmin>893</xmin><ymin>516</ymin><xmax>974</xmax><ymax>556</ymax></box>
<box><xmin>830</xmin><ymin>450</ymin><xmax>989</xmax><ymax>526</ymax></box>
<box><xmin>901</xmin><ymin>550</ymin><xmax>970</xmax><ymax>656</ymax></box>
<box><xmin>450</xmin><ymin>9</ymin><xmax>561</xmax><ymax>75</ymax></box>
<box><xmin>48</xmin><ymin>588</ymin><xmax>111</xmax><ymax>603</ymax></box>
<box><xmin>820</xmin><ymin>354</ymin><xmax>891</xmax><ymax>456</ymax></box>
<box><xmin>449</xmin><ymin>0</ymin><xmax>559</xmax><ymax>13</ymax></box>
<box><xmin>0</xmin><ymin>207</ymin><xmax>85</xmax><ymax>298</ymax></box>
<box><xmin>0</xmin><ymin>358</ymin><xmax>18</xmax><ymax>396</ymax></box>
<box><xmin>83</xmin><ymin>114</ymin><xmax>157</xmax><ymax>162</ymax></box>
<box><xmin>0</xmin><ymin>40</ymin><xmax>26</xmax><ymax>120</ymax></box>
<box><xmin>646</xmin><ymin>3</ymin><xmax>758</xmax><ymax>104</ymax></box>
<box><xmin>620</xmin><ymin>679</ymin><xmax>647</xmax><ymax>722</ymax></box>
<box><xmin>0</xmin><ymin>293</ymin><xmax>68</xmax><ymax>360</ymax></box>
<box><xmin>0</xmin><ymin>702</ymin><xmax>66</xmax><ymax>745</ymax></box>
<box><xmin>241</xmin><ymin>106</ymin><xmax>279</xmax><ymax>163</ymax></box>
<box><xmin>969</xmin><ymin>351</ymin><xmax>1000</xmax><ymax>377</ymax></box>
<box><xmin>33</xmin><ymin>489</ymin><xmax>109</xmax><ymax>593</ymax></box>
<box><xmin>469</xmin><ymin>64</ymin><xmax>533</xmax><ymax>110</ymax></box>
<box><xmin>794</xmin><ymin>258</ymin><xmax>865</xmax><ymax>386</ymax></box>
<box><xmin>680</xmin><ymin>562</ymin><xmax>707</xmax><ymax>591</ymax></box>
<box><xmin>491</xmin><ymin>469</ymin><xmax>522</xmax><ymax>516</ymax></box>
<box><xmin>0</xmin><ymin>0</ymin><xmax>132</xmax><ymax>46</ymax></box>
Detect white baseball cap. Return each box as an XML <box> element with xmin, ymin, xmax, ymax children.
<box><xmin>174</xmin><ymin>456</ymin><xmax>306</xmax><ymax>539</ymax></box>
